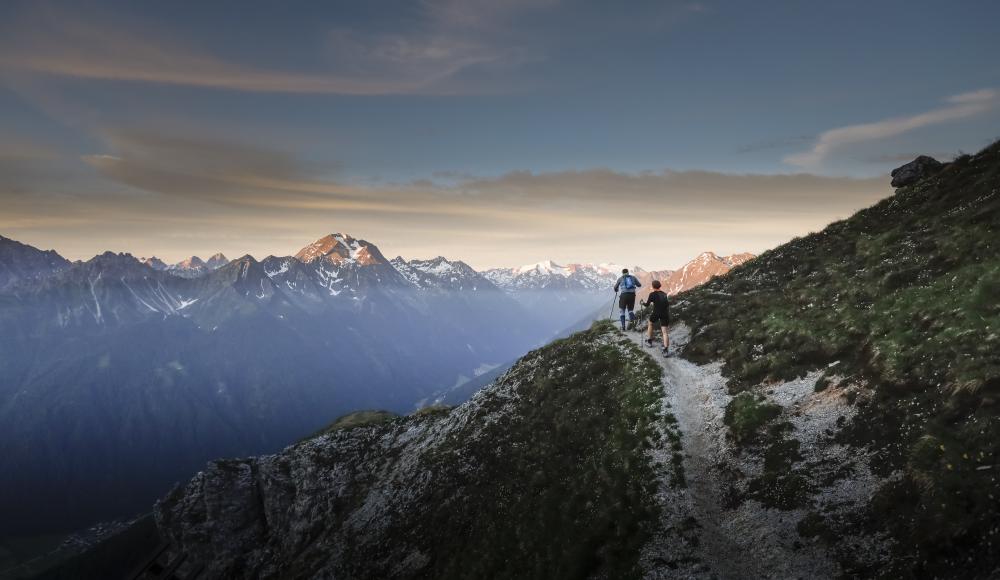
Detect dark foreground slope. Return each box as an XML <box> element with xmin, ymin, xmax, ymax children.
<box><xmin>149</xmin><ymin>322</ymin><xmax>663</xmax><ymax>579</ymax></box>
<box><xmin>674</xmin><ymin>143</ymin><xmax>1000</xmax><ymax>577</ymax></box>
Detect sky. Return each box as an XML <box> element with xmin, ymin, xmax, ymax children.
<box><xmin>1</xmin><ymin>0</ymin><xmax>998</xmax><ymax>270</ymax></box>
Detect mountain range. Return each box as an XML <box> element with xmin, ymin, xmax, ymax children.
<box><xmin>0</xmin><ymin>231</ymin><xmax>748</xmax><ymax>543</ymax></box>
<box><xmin>34</xmin><ymin>143</ymin><xmax>998</xmax><ymax>579</ymax></box>
<box><xmin>141</xmin><ymin>253</ymin><xmax>231</xmax><ymax>278</ymax></box>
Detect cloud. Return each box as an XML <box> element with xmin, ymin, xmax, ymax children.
<box><xmin>784</xmin><ymin>89</ymin><xmax>999</xmax><ymax>170</ymax></box>
<box><xmin>735</xmin><ymin>135</ymin><xmax>811</xmax><ymax>154</ymax></box>
<box><xmin>82</xmin><ymin>128</ymin><xmax>892</xmax><ymax>220</ymax></box>
<box><xmin>864</xmin><ymin>152</ymin><xmax>955</xmax><ymax>164</ymax></box>
<box><xmin>53</xmin><ymin>126</ymin><xmax>894</xmax><ymax>268</ymax></box>
<box><xmin>0</xmin><ymin>3</ymin><xmax>539</xmax><ymax>95</ymax></box>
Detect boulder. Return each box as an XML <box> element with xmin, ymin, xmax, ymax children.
<box><xmin>890</xmin><ymin>155</ymin><xmax>944</xmax><ymax>188</ymax></box>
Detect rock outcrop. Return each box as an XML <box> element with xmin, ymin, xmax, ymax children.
<box><xmin>890</xmin><ymin>155</ymin><xmax>944</xmax><ymax>188</ymax></box>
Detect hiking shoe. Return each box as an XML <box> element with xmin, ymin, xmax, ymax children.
<box><xmin>661</xmin><ymin>347</ymin><xmax>672</xmax><ymax>357</ymax></box>
<box><xmin>644</xmin><ymin>338</ymin><xmax>654</xmax><ymax>347</ymax></box>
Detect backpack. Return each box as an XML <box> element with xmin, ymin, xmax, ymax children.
<box><xmin>622</xmin><ymin>275</ymin><xmax>636</xmax><ymax>291</ymax></box>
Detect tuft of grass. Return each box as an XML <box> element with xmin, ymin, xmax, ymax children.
<box><xmin>412</xmin><ymin>404</ymin><xmax>453</xmax><ymax>417</ymax></box>
<box><xmin>796</xmin><ymin>511</ymin><xmax>835</xmax><ymax>542</ymax></box>
<box><xmin>723</xmin><ymin>392</ymin><xmax>781</xmax><ymax>445</ymax></box>
<box><xmin>298</xmin><ymin>410</ymin><xmax>398</xmax><ymax>442</ymax></box>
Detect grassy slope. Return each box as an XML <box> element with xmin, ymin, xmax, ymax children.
<box><xmin>674</xmin><ymin>142</ymin><xmax>1000</xmax><ymax>577</ymax></box>
<box><xmin>154</xmin><ymin>320</ymin><xmax>665</xmax><ymax>580</ymax></box>
<box><xmin>410</xmin><ymin>321</ymin><xmax>664</xmax><ymax>580</ymax></box>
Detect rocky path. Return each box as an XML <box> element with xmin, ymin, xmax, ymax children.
<box><xmin>629</xmin><ymin>325</ymin><xmax>838</xmax><ymax>580</ymax></box>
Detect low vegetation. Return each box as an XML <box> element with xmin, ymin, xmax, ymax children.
<box><xmin>674</xmin><ymin>141</ymin><xmax>1000</xmax><ymax>577</ymax></box>
<box><xmin>153</xmin><ymin>321</ymin><xmax>670</xmax><ymax>579</ymax></box>
<box><xmin>299</xmin><ymin>410</ymin><xmax>399</xmax><ymax>441</ymax></box>
<box><xmin>416</xmin><ymin>321</ymin><xmax>665</xmax><ymax>579</ymax></box>
<box><xmin>722</xmin><ymin>392</ymin><xmax>781</xmax><ymax>445</ymax></box>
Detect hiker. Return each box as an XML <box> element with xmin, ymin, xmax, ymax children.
<box><xmin>613</xmin><ymin>268</ymin><xmax>641</xmax><ymax>330</ymax></box>
<box><xmin>641</xmin><ymin>280</ymin><xmax>670</xmax><ymax>355</ymax></box>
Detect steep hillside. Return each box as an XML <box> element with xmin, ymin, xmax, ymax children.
<box><xmin>673</xmin><ymin>143</ymin><xmax>1000</xmax><ymax>577</ymax></box>
<box><xmin>150</xmin><ymin>321</ymin><xmax>666</xmax><ymax>579</ymax></box>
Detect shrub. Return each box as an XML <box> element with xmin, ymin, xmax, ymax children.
<box><xmin>723</xmin><ymin>392</ymin><xmax>781</xmax><ymax>445</ymax></box>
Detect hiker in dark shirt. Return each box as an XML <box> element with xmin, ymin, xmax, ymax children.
<box><xmin>641</xmin><ymin>280</ymin><xmax>671</xmax><ymax>355</ymax></box>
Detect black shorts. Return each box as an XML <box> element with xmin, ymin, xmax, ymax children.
<box><xmin>650</xmin><ymin>314</ymin><xmax>670</xmax><ymax>327</ymax></box>
<box><xmin>619</xmin><ymin>293</ymin><xmax>636</xmax><ymax>310</ymax></box>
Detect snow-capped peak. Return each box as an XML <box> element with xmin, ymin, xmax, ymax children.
<box><xmin>205</xmin><ymin>253</ymin><xmax>229</xmax><ymax>269</ymax></box>
<box><xmin>141</xmin><ymin>256</ymin><xmax>169</xmax><ymax>271</ymax></box>
<box><xmin>295</xmin><ymin>233</ymin><xmax>385</xmax><ymax>266</ymax></box>
<box><xmin>516</xmin><ymin>260</ymin><xmax>571</xmax><ymax>276</ymax></box>
<box><xmin>174</xmin><ymin>256</ymin><xmax>206</xmax><ymax>270</ymax></box>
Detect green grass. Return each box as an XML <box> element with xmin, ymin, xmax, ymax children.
<box><xmin>298</xmin><ymin>409</ymin><xmax>399</xmax><ymax>442</ymax></box>
<box><xmin>412</xmin><ymin>404</ymin><xmax>453</xmax><ymax>417</ymax></box>
<box><xmin>415</xmin><ymin>321</ymin><xmax>666</xmax><ymax>580</ymax></box>
<box><xmin>662</xmin><ymin>412</ymin><xmax>687</xmax><ymax>488</ymax></box>
<box><xmin>674</xmin><ymin>140</ymin><xmax>1000</xmax><ymax>577</ymax></box>
<box><xmin>723</xmin><ymin>392</ymin><xmax>781</xmax><ymax>445</ymax></box>
<box><xmin>271</xmin><ymin>321</ymin><xmax>669</xmax><ymax>580</ymax></box>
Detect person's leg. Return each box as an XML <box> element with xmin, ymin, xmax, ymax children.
<box><xmin>624</xmin><ymin>294</ymin><xmax>636</xmax><ymax>329</ymax></box>
<box><xmin>619</xmin><ymin>307</ymin><xmax>626</xmax><ymax>330</ymax></box>
<box><xmin>645</xmin><ymin>317</ymin><xmax>655</xmax><ymax>345</ymax></box>
<box><xmin>661</xmin><ymin>324</ymin><xmax>670</xmax><ymax>350</ymax></box>
<box><xmin>618</xmin><ymin>295</ymin><xmax>627</xmax><ymax>330</ymax></box>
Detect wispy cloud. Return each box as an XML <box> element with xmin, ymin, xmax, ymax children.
<box><xmin>784</xmin><ymin>89</ymin><xmax>999</xmax><ymax>169</ymax></box>
<box><xmin>0</xmin><ymin>2</ymin><xmax>543</xmax><ymax>95</ymax></box>
<box><xmin>43</xmin><ymin>126</ymin><xmax>893</xmax><ymax>268</ymax></box>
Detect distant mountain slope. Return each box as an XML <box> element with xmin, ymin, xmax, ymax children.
<box><xmin>483</xmin><ymin>260</ymin><xmax>619</xmax><ymax>291</ymax></box>
<box><xmin>0</xmin><ymin>235</ymin><xmax>70</xmax><ymax>291</ymax></box>
<box><xmin>166</xmin><ymin>253</ymin><xmax>228</xmax><ymax>278</ymax></box>
<box><xmin>661</xmin><ymin>251</ymin><xmax>754</xmax><ymax>296</ymax></box>
<box><xmin>0</xmin><ymin>234</ymin><xmax>548</xmax><ymax>537</ymax></box>
<box><xmin>483</xmin><ymin>260</ymin><xmax>620</xmax><ymax>333</ymax></box>
<box><xmin>139</xmin><ymin>256</ymin><xmax>169</xmax><ymax>270</ymax></box>
<box><xmin>673</xmin><ymin>143</ymin><xmax>1000</xmax><ymax>577</ymax></box>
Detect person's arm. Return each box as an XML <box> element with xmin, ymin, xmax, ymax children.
<box><xmin>613</xmin><ymin>276</ymin><xmax>621</xmax><ymax>291</ymax></box>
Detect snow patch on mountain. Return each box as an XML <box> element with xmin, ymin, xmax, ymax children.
<box><xmin>295</xmin><ymin>233</ymin><xmax>385</xmax><ymax>266</ymax></box>
<box><xmin>483</xmin><ymin>260</ymin><xmax>617</xmax><ymax>292</ymax></box>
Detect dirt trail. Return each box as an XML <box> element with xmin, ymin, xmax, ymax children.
<box><xmin>630</xmin><ymin>325</ymin><xmax>838</xmax><ymax>580</ymax></box>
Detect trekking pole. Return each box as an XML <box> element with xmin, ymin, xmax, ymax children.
<box><xmin>609</xmin><ymin>290</ymin><xmax>618</xmax><ymax>320</ymax></box>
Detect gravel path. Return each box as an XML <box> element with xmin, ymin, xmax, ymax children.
<box><xmin>630</xmin><ymin>325</ymin><xmax>839</xmax><ymax>580</ymax></box>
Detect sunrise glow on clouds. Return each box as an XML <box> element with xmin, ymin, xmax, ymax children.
<box><xmin>1</xmin><ymin>0</ymin><xmax>998</xmax><ymax>269</ymax></box>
